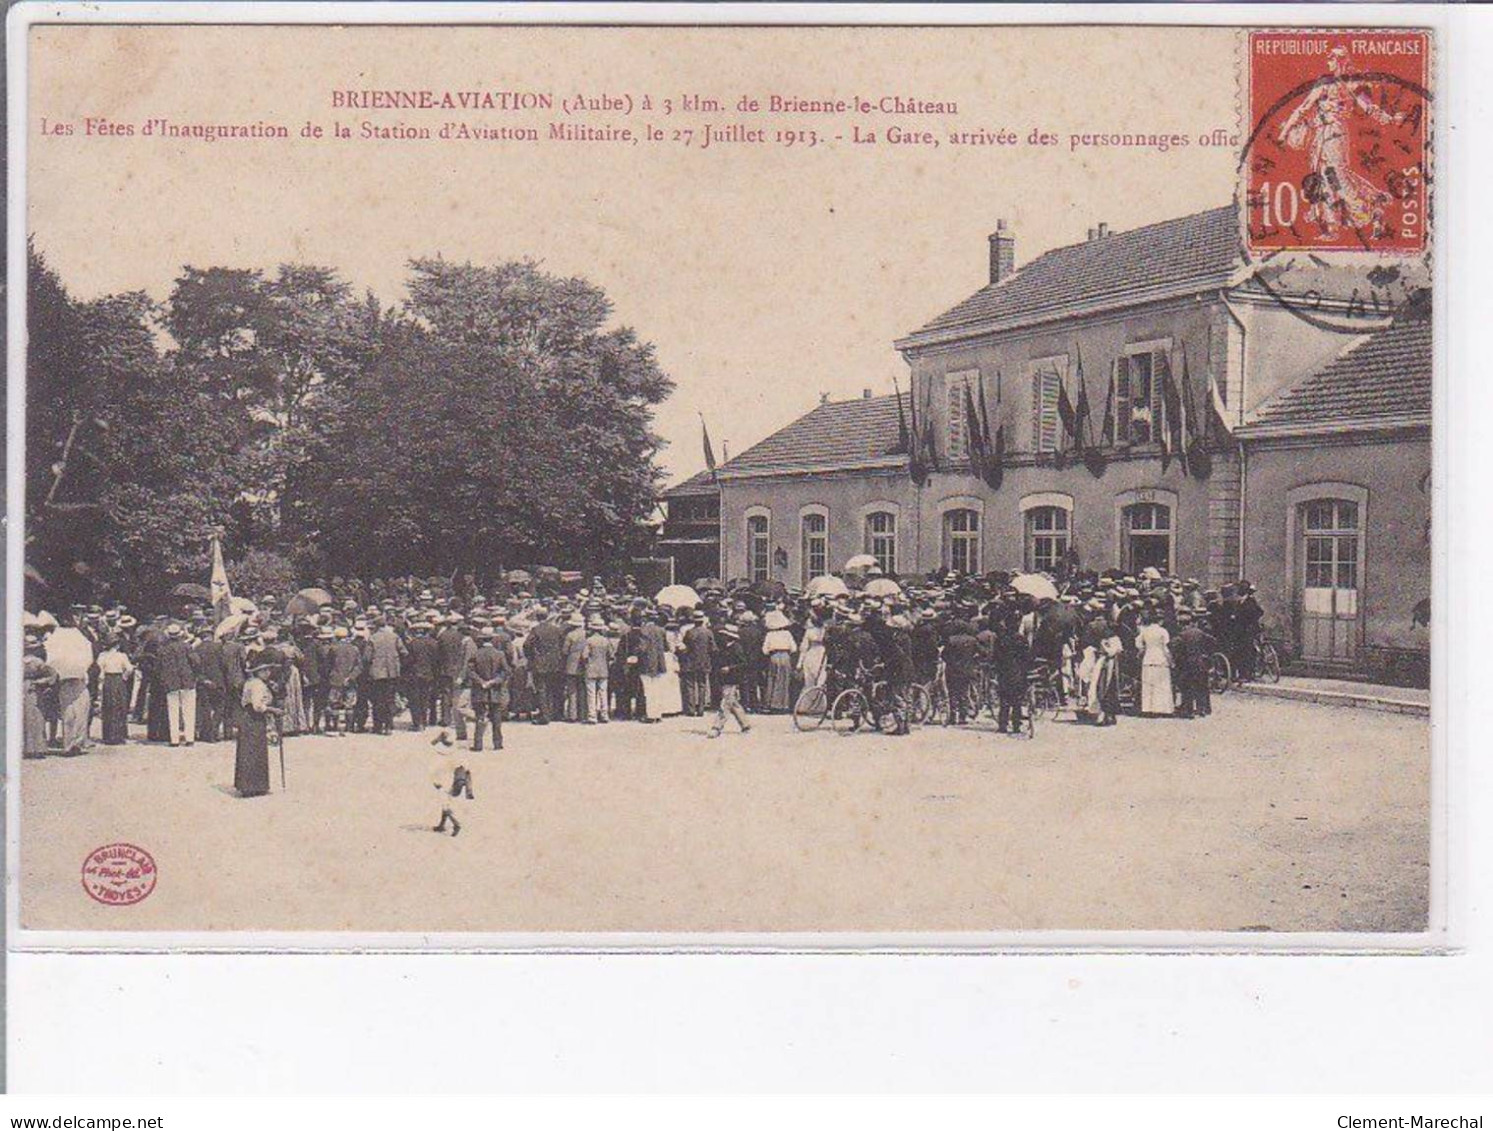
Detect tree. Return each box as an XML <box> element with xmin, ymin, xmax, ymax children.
<box><xmin>307</xmin><ymin>258</ymin><xmax>672</xmax><ymax>577</ymax></box>
<box><xmin>25</xmin><ymin>244</ymin><xmax>242</xmax><ymax>609</ymax></box>
<box><xmin>162</xmin><ymin>263</ymin><xmax>379</xmax><ymax>549</ymax></box>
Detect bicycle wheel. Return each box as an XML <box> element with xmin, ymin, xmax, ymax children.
<box><xmin>830</xmin><ymin>688</ymin><xmax>868</xmax><ymax>735</ymax></box>
<box><xmin>792</xmin><ymin>685</ymin><xmax>828</xmax><ymax>731</ymax></box>
<box><xmin>1026</xmin><ymin>676</ymin><xmax>1052</xmax><ymax>720</ymax></box>
<box><xmin>908</xmin><ymin>684</ymin><xmax>933</xmax><ymax>726</ymax></box>
<box><xmin>876</xmin><ymin>691</ymin><xmax>908</xmax><ymax>735</ymax></box>
<box><xmin>1209</xmin><ymin>652</ymin><xmax>1233</xmax><ymax>694</ymax></box>
<box><xmin>1260</xmin><ymin>643</ymin><xmax>1282</xmax><ymax>684</ymax></box>
<box><xmin>929</xmin><ymin>680</ymin><xmax>951</xmax><ymax>726</ymax></box>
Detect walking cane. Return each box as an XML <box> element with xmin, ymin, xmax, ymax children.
<box><xmin>274</xmin><ymin>713</ymin><xmax>287</xmax><ymax>790</ymax></box>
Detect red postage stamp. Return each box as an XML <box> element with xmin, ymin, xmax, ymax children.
<box><xmin>1244</xmin><ymin>28</ymin><xmax>1430</xmax><ymax>253</ymax></box>
<box><xmin>81</xmin><ymin>843</ymin><xmax>157</xmax><ymax>906</ymax></box>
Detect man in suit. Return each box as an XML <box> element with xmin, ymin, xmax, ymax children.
<box><xmin>994</xmin><ymin>613</ymin><xmax>1032</xmax><ymax>735</ymax></box>
<box><xmin>366</xmin><ymin>615</ymin><xmax>408</xmax><ymax>734</ymax></box>
<box><xmin>523</xmin><ymin>609</ymin><xmax>567</xmax><ymax>726</ymax></box>
<box><xmin>679</xmin><ymin>610</ymin><xmax>715</xmax><ymax>717</ymax></box>
<box><xmin>468</xmin><ymin>626</ymin><xmax>511</xmax><ymax>751</ymax></box>
<box><xmin>158</xmin><ymin>622</ymin><xmax>198</xmax><ymax>747</ymax></box>
<box><xmin>735</xmin><ymin>610</ymin><xmax>766</xmax><ymax>713</ymax></box>
<box><xmin>561</xmin><ymin>612</ymin><xmax>590</xmax><ymax>722</ymax></box>
<box><xmin>218</xmin><ymin>629</ymin><xmax>247</xmax><ymax>741</ymax></box>
<box><xmin>192</xmin><ymin>629</ymin><xmax>224</xmax><ymax>742</ymax></box>
<box><xmin>434</xmin><ymin>614</ymin><xmax>469</xmax><ymax>741</ymax></box>
<box><xmin>1172</xmin><ymin>612</ymin><xmax>1218</xmax><ymax>718</ymax></box>
<box><xmin>403</xmin><ymin>618</ymin><xmax>440</xmax><ymax>731</ymax></box>
<box><xmin>635</xmin><ymin>611</ymin><xmax>670</xmax><ymax>723</ymax></box>
<box><xmin>303</xmin><ymin>625</ymin><xmax>331</xmax><ymax>734</ymax></box>
<box><xmin>325</xmin><ymin>626</ymin><xmax>363</xmax><ymax>736</ymax></box>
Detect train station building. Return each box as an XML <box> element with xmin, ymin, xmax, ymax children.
<box><xmin>661</xmin><ymin>206</ymin><xmax>1431</xmax><ymax>685</ymax></box>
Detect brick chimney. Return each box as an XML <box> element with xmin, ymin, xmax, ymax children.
<box><xmin>988</xmin><ymin>219</ymin><xmax>1015</xmax><ymax>284</ymax></box>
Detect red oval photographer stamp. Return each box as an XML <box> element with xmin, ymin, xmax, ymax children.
<box><xmin>81</xmin><ymin>843</ymin><xmax>157</xmax><ymax>906</ymax></box>
<box><xmin>1244</xmin><ymin>29</ymin><xmax>1430</xmax><ymax>253</ymax></box>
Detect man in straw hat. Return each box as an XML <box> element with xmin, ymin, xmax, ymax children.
<box><xmin>468</xmin><ymin>626</ymin><xmax>511</xmax><ymax>751</ymax></box>
<box><xmin>706</xmin><ymin>622</ymin><xmax>752</xmax><ymax>738</ymax></box>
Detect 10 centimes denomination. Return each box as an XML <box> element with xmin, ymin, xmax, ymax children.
<box><xmin>1240</xmin><ymin>28</ymin><xmax>1431</xmax><ymax>334</ymax></box>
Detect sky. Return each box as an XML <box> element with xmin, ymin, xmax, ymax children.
<box><xmin>28</xmin><ymin>24</ymin><xmax>1239</xmax><ymax>485</ymax></box>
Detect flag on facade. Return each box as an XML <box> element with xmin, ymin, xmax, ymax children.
<box><xmin>1056</xmin><ymin>366</ymin><xmax>1077</xmax><ymax>442</ymax></box>
<box><xmin>964</xmin><ymin>378</ymin><xmax>987</xmax><ymax>478</ymax></box>
<box><xmin>907</xmin><ymin>382</ymin><xmax>929</xmax><ymax>486</ymax></box>
<box><xmin>1161</xmin><ymin>351</ymin><xmax>1187</xmax><ymax>477</ymax></box>
<box><xmin>922</xmin><ymin>405</ymin><xmax>939</xmax><ymax>475</ymax></box>
<box><xmin>1208</xmin><ymin>368</ymin><xmax>1232</xmax><ymax>439</ymax></box>
<box><xmin>1085</xmin><ymin>361</ymin><xmax>1112</xmax><ymax>478</ymax></box>
<box><xmin>976</xmin><ymin>375</ymin><xmax>1000</xmax><ymax>489</ymax></box>
<box><xmin>1073</xmin><ymin>346</ymin><xmax>1092</xmax><ymax>456</ymax></box>
<box><xmin>700</xmin><ymin>414</ymin><xmax>717</xmax><ymax>475</ymax></box>
<box><xmin>893</xmin><ymin>375</ymin><xmax>911</xmax><ymax>455</ymax></box>
<box><xmin>209</xmin><ymin>533</ymin><xmax>232</xmax><ymax>622</ymax></box>
<box><xmin>1183</xmin><ymin>350</ymin><xmax>1212</xmax><ymax>479</ymax></box>
<box><xmin>989</xmin><ymin>419</ymin><xmax>1005</xmax><ymax>491</ymax></box>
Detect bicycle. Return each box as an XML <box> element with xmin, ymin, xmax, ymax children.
<box><xmin>830</xmin><ymin>664</ymin><xmax>909</xmax><ymax>736</ymax></box>
<box><xmin>1208</xmin><ymin>652</ymin><xmax>1234</xmax><ymax>694</ymax></box>
<box><xmin>792</xmin><ymin>683</ymin><xmax>829</xmax><ymax>731</ymax></box>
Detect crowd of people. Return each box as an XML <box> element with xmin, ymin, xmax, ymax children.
<box><xmin>22</xmin><ymin>564</ymin><xmax>1269</xmax><ymax>773</ymax></box>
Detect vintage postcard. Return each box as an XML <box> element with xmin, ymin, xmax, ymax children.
<box><xmin>9</xmin><ymin>12</ymin><xmax>1446</xmax><ymax>946</ymax></box>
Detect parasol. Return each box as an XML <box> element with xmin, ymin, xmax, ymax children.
<box><xmin>655</xmin><ymin>584</ymin><xmax>701</xmax><ymax>609</ymax></box>
<box><xmin>284</xmin><ymin>593</ymin><xmax>322</xmax><ymax>617</ymax></box>
<box><xmin>214</xmin><ymin>613</ymin><xmax>249</xmax><ymax>640</ymax></box>
<box><xmin>864</xmin><ymin>577</ymin><xmax>903</xmax><ymax>598</ymax></box>
<box><xmin>295</xmin><ymin>586</ymin><xmax>334</xmax><ymax>607</ymax></box>
<box><xmin>172</xmin><ymin>582</ymin><xmax>212</xmax><ymax>601</ymax></box>
<box><xmin>844</xmin><ymin>554</ymin><xmax>879</xmax><ymax>572</ymax></box>
<box><xmin>763</xmin><ymin>610</ymin><xmax>792</xmax><ymax>631</ymax></box>
<box><xmin>228</xmin><ymin>596</ymin><xmax>259</xmax><ymax>616</ymax></box>
<box><xmin>805</xmin><ymin>575</ymin><xmax>850</xmax><ymax>598</ymax></box>
<box><xmin>1010</xmin><ymin>573</ymin><xmax>1060</xmax><ymax>601</ymax></box>
<box><xmin>45</xmin><ymin>627</ymin><xmax>95</xmax><ymax>680</ymax></box>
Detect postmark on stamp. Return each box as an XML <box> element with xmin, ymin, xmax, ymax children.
<box><xmin>1238</xmin><ymin>28</ymin><xmax>1432</xmax><ymax>333</ymax></box>
<box><xmin>81</xmin><ymin>843</ymin><xmax>157</xmax><ymax>906</ymax></box>
<box><xmin>1243</xmin><ymin>28</ymin><xmax>1430</xmax><ymax>254</ymax></box>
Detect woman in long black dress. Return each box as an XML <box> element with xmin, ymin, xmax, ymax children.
<box><xmin>141</xmin><ymin>626</ymin><xmax>171</xmax><ymax>742</ymax></box>
<box><xmin>96</xmin><ymin>637</ymin><xmax>135</xmax><ymax>745</ymax></box>
<box><xmin>234</xmin><ymin>661</ymin><xmax>279</xmax><ymax>797</ymax></box>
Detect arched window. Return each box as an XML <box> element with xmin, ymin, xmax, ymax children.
<box><xmin>942</xmin><ymin>508</ymin><xmax>981</xmax><ymax>574</ymax></box>
<box><xmin>1025</xmin><ymin>506</ymin><xmax>1070</xmax><ymax>573</ymax></box>
<box><xmin>864</xmin><ymin>511</ymin><xmax>897</xmax><ymax>575</ymax></box>
<box><xmin>800</xmin><ymin>507</ymin><xmax>828</xmax><ymax>587</ymax></box>
<box><xmin>1121</xmin><ymin>502</ymin><xmax>1172</xmax><ymax>574</ymax></box>
<box><xmin>745</xmin><ymin>508</ymin><xmax>771</xmax><ymax>582</ymax></box>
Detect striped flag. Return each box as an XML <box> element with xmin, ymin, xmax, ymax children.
<box><xmin>209</xmin><ymin>534</ymin><xmax>232</xmax><ymax>623</ymax></box>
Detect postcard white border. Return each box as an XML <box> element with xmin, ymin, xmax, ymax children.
<box><xmin>3</xmin><ymin>1</ymin><xmax>1466</xmax><ymax>960</ymax></box>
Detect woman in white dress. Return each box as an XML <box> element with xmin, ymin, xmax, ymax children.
<box><xmin>762</xmin><ymin>610</ymin><xmax>797</xmax><ymax>712</ymax></box>
<box><xmin>1136</xmin><ymin>612</ymin><xmax>1174</xmax><ymax>716</ymax></box>
<box><xmin>796</xmin><ymin>608</ymin><xmax>828</xmax><ymax>691</ymax></box>
<box><xmin>648</xmin><ymin>615</ymin><xmax>684</xmax><ymax>718</ymax></box>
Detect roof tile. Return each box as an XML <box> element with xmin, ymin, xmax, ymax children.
<box><xmin>902</xmin><ymin>206</ymin><xmax>1240</xmax><ymax>342</ymax></box>
<box><xmin>1241</xmin><ymin>313</ymin><xmax>1431</xmax><ymax>435</ymax></box>
<box><xmin>715</xmin><ymin>393</ymin><xmax>908</xmax><ymax>477</ymax></box>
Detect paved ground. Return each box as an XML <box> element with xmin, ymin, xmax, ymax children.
<box><xmin>18</xmin><ymin>694</ymin><xmax>1430</xmax><ymax>935</ymax></box>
